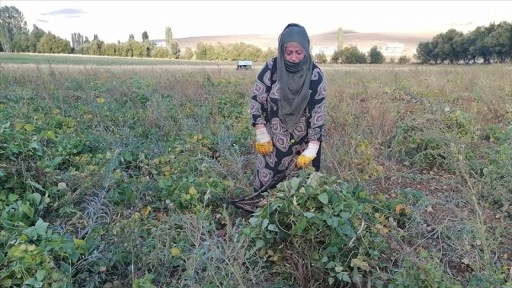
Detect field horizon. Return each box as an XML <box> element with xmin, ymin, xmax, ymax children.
<box><xmin>171</xmin><ymin>29</ymin><xmax>438</xmax><ymax>57</ymax></box>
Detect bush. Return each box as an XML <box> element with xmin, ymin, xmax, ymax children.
<box><xmin>398</xmin><ymin>55</ymin><xmax>411</xmax><ymax>64</ymax></box>
<box><xmin>368</xmin><ymin>46</ymin><xmax>385</xmax><ymax>64</ymax></box>
<box><xmin>151</xmin><ymin>47</ymin><xmax>170</xmax><ymax>59</ymax></box>
<box><xmin>343</xmin><ymin>46</ymin><xmax>367</xmax><ymax>64</ymax></box>
<box><xmin>314</xmin><ymin>52</ymin><xmax>328</xmax><ymax>64</ymax></box>
<box><xmin>242</xmin><ymin>171</ymin><xmax>417</xmax><ymax>286</ymax></box>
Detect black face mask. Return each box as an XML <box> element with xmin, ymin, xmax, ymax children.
<box><xmin>284</xmin><ymin>54</ymin><xmax>308</xmax><ymax>73</ymax></box>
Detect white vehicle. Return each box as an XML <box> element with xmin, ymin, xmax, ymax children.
<box><xmin>236</xmin><ymin>60</ymin><xmax>253</xmax><ymax>70</ymax></box>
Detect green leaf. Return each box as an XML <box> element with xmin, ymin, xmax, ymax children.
<box><xmin>59</xmin><ymin>261</ymin><xmax>72</xmax><ymax>274</ymax></box>
<box><xmin>23</xmin><ymin>278</ymin><xmax>43</xmax><ymax>288</ymax></box>
<box><xmin>248</xmin><ymin>217</ymin><xmax>259</xmax><ymax>226</ymax></box>
<box><xmin>20</xmin><ymin>202</ymin><xmax>34</xmax><ymax>218</ymax></box>
<box><xmin>28</xmin><ymin>193</ymin><xmax>42</xmax><ymax>205</ymax></box>
<box><xmin>326</xmin><ymin>261</ymin><xmax>336</xmax><ymax>268</ymax></box>
<box><xmin>291</xmin><ymin>217</ymin><xmax>307</xmax><ymax>234</ymax></box>
<box><xmin>7</xmin><ymin>245</ymin><xmax>24</xmax><ymax>260</ymax></box>
<box><xmin>327</xmin><ymin>217</ymin><xmax>339</xmax><ymax>228</ymax></box>
<box><xmin>24</xmin><ymin>226</ymin><xmax>38</xmax><ymax>240</ymax></box>
<box><xmin>303</xmin><ymin>212</ymin><xmax>316</xmax><ymax>218</ymax></box>
<box><xmin>1</xmin><ymin>279</ymin><xmax>12</xmax><ymax>287</ymax></box>
<box><xmin>341</xmin><ymin>223</ymin><xmax>355</xmax><ymax>237</ymax></box>
<box><xmin>24</xmin><ymin>123</ymin><xmax>35</xmax><ymax>131</ymax></box>
<box><xmin>29</xmin><ymin>140</ymin><xmax>41</xmax><ymax>149</ymax></box>
<box><xmin>341</xmin><ymin>272</ymin><xmax>351</xmax><ymax>282</ymax></box>
<box><xmin>267</xmin><ymin>224</ymin><xmax>278</xmax><ymax>232</ymax></box>
<box><xmin>318</xmin><ymin>193</ymin><xmax>329</xmax><ymax>204</ymax></box>
<box><xmin>46</xmin><ymin>130</ymin><xmax>56</xmax><ymax>140</ymax></box>
<box><xmin>8</xmin><ymin>193</ymin><xmax>19</xmax><ymax>202</ymax></box>
<box><xmin>35</xmin><ymin>218</ymin><xmax>49</xmax><ymax>234</ymax></box>
<box><xmin>289</xmin><ymin>177</ymin><xmax>301</xmax><ymax>194</ymax></box>
<box><xmin>27</xmin><ymin>180</ymin><xmax>45</xmax><ymax>192</ymax></box>
<box><xmin>73</xmin><ymin>238</ymin><xmax>87</xmax><ymax>254</ymax></box>
<box><xmin>255</xmin><ymin>240</ymin><xmax>265</xmax><ymax>249</ymax></box>
<box><xmin>35</xmin><ymin>269</ymin><xmax>46</xmax><ymax>281</ymax></box>
<box><xmin>261</xmin><ymin>218</ymin><xmax>269</xmax><ymax>229</ymax></box>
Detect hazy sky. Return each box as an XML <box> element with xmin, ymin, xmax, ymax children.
<box><xmin>2</xmin><ymin>1</ymin><xmax>511</xmax><ymax>43</ymax></box>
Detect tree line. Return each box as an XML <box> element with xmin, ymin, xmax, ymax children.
<box><xmin>0</xmin><ymin>6</ymin><xmax>277</xmax><ymax>61</ymax></box>
<box><xmin>415</xmin><ymin>21</ymin><xmax>512</xmax><ymax>64</ymax></box>
<box><xmin>1</xmin><ymin>5</ymin><xmax>510</xmax><ymax>64</ymax></box>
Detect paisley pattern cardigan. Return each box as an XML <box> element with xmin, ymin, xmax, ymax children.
<box><xmin>249</xmin><ymin>57</ymin><xmax>327</xmax><ymax>193</ymax></box>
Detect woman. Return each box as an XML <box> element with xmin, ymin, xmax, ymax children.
<box><xmin>232</xmin><ymin>23</ymin><xmax>327</xmax><ymax>212</ymax></box>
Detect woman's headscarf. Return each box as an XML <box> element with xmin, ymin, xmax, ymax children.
<box><xmin>277</xmin><ymin>23</ymin><xmax>313</xmax><ymax>132</ymax></box>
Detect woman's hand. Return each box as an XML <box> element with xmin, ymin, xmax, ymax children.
<box><xmin>297</xmin><ymin>142</ymin><xmax>319</xmax><ymax>168</ymax></box>
<box><xmin>255</xmin><ymin>127</ymin><xmax>273</xmax><ymax>155</ymax></box>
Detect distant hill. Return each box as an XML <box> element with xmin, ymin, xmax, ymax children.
<box><xmin>160</xmin><ymin>30</ymin><xmax>436</xmax><ymax>58</ymax></box>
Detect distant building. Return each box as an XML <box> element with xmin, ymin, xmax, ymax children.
<box><xmin>383</xmin><ymin>43</ymin><xmax>405</xmax><ymax>55</ymax></box>
<box><xmin>311</xmin><ymin>46</ymin><xmax>337</xmax><ymax>57</ymax></box>
<box><xmin>152</xmin><ymin>40</ymin><xmax>167</xmax><ymax>47</ymax></box>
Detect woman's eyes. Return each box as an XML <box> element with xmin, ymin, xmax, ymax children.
<box><xmin>286</xmin><ymin>50</ymin><xmax>303</xmax><ymax>55</ymax></box>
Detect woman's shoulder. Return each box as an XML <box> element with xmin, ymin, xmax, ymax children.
<box><xmin>312</xmin><ymin>62</ymin><xmax>322</xmax><ymax>70</ymax></box>
<box><xmin>312</xmin><ymin>62</ymin><xmax>324</xmax><ymax>75</ymax></box>
<box><xmin>263</xmin><ymin>57</ymin><xmax>278</xmax><ymax>70</ymax></box>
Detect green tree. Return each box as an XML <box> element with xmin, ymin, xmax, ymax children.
<box><xmin>434</xmin><ymin>29</ymin><xmax>465</xmax><ymax>64</ymax></box>
<box><xmin>28</xmin><ymin>24</ymin><xmax>45</xmax><ymax>52</ymax></box>
<box><xmin>343</xmin><ymin>46</ymin><xmax>367</xmax><ymax>64</ymax></box>
<box><xmin>11</xmin><ymin>33</ymin><xmax>29</xmax><ymax>52</ymax></box>
<box><xmin>142</xmin><ymin>31</ymin><xmax>149</xmax><ymax>41</ymax></box>
<box><xmin>151</xmin><ymin>46</ymin><xmax>170</xmax><ymax>58</ymax></box>
<box><xmin>470</xmin><ymin>25</ymin><xmax>493</xmax><ymax>63</ymax></box>
<box><xmin>195</xmin><ymin>42</ymin><xmax>209</xmax><ymax>60</ymax></box>
<box><xmin>368</xmin><ymin>46</ymin><xmax>384</xmax><ymax>64</ymax></box>
<box><xmin>36</xmin><ymin>32</ymin><xmax>71</xmax><ymax>54</ymax></box>
<box><xmin>165</xmin><ymin>26</ymin><xmax>180</xmax><ymax>59</ymax></box>
<box><xmin>398</xmin><ymin>55</ymin><xmax>411</xmax><ymax>64</ymax></box>
<box><xmin>71</xmin><ymin>32</ymin><xmax>84</xmax><ymax>49</ymax></box>
<box><xmin>104</xmin><ymin>43</ymin><xmax>118</xmax><ymax>56</ymax></box>
<box><xmin>259</xmin><ymin>47</ymin><xmax>277</xmax><ymax>62</ymax></box>
<box><xmin>485</xmin><ymin>21</ymin><xmax>512</xmax><ymax>62</ymax></box>
<box><xmin>415</xmin><ymin>41</ymin><xmax>435</xmax><ymax>64</ymax></box>
<box><xmin>183</xmin><ymin>47</ymin><xmax>194</xmax><ymax>60</ymax></box>
<box><xmin>314</xmin><ymin>52</ymin><xmax>327</xmax><ymax>64</ymax></box>
<box><xmin>87</xmin><ymin>38</ymin><xmax>104</xmax><ymax>55</ymax></box>
<box><xmin>0</xmin><ymin>6</ymin><xmax>28</xmax><ymax>52</ymax></box>
<box><xmin>330</xmin><ymin>49</ymin><xmax>342</xmax><ymax>64</ymax></box>
<box><xmin>337</xmin><ymin>27</ymin><xmax>344</xmax><ymax>51</ymax></box>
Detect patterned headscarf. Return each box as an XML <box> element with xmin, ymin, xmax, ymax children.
<box><xmin>277</xmin><ymin>23</ymin><xmax>313</xmax><ymax>132</ymax></box>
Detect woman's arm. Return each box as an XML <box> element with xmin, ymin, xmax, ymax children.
<box><xmin>306</xmin><ymin>66</ymin><xmax>327</xmax><ymax>143</ymax></box>
<box><xmin>249</xmin><ymin>58</ymin><xmax>275</xmax><ymax>127</ymax></box>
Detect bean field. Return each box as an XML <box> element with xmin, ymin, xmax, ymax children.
<box><xmin>1</xmin><ymin>53</ymin><xmax>511</xmax><ymax>287</ymax></box>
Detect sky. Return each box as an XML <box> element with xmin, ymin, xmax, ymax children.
<box><xmin>2</xmin><ymin>0</ymin><xmax>511</xmax><ymax>43</ymax></box>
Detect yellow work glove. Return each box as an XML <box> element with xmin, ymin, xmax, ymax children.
<box><xmin>255</xmin><ymin>127</ymin><xmax>273</xmax><ymax>155</ymax></box>
<box><xmin>297</xmin><ymin>142</ymin><xmax>319</xmax><ymax>168</ymax></box>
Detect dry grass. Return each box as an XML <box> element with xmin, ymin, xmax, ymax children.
<box><xmin>2</xmin><ymin>59</ymin><xmax>511</xmax><ymax>286</ymax></box>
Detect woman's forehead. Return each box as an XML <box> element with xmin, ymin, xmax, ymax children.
<box><xmin>285</xmin><ymin>42</ymin><xmax>303</xmax><ymax>50</ymax></box>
